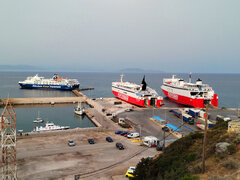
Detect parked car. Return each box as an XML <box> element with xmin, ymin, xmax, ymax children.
<box><xmin>106</xmin><ymin>113</ymin><xmax>112</xmax><ymax>116</ymax></box>
<box><xmin>125</xmin><ymin>166</ymin><xmax>136</xmax><ymax>178</ymax></box>
<box><xmin>106</xmin><ymin>136</ymin><xmax>113</xmax><ymax>142</ymax></box>
<box><xmin>115</xmin><ymin>130</ymin><xmax>123</xmax><ymax>134</ymax></box>
<box><xmin>162</xmin><ymin>126</ymin><xmax>169</xmax><ymax>132</ymax></box>
<box><xmin>120</xmin><ymin>131</ymin><xmax>128</xmax><ymax>136</ymax></box>
<box><xmin>127</xmin><ymin>132</ymin><xmax>140</xmax><ymax>138</ymax></box>
<box><xmin>68</xmin><ymin>140</ymin><xmax>75</xmax><ymax>147</ymax></box>
<box><xmin>125</xmin><ymin>108</ymin><xmax>133</xmax><ymax>112</ymax></box>
<box><xmin>88</xmin><ymin>138</ymin><xmax>95</xmax><ymax>144</ymax></box>
<box><xmin>124</xmin><ymin>132</ymin><xmax>131</xmax><ymax>137</ymax></box>
<box><xmin>156</xmin><ymin>145</ymin><xmax>164</xmax><ymax>151</ymax></box>
<box><xmin>145</xmin><ymin>155</ymin><xmax>154</xmax><ymax>159</ymax></box>
<box><xmin>116</xmin><ymin>142</ymin><xmax>124</xmax><ymax>150</ymax></box>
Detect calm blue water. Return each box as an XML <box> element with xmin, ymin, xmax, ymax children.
<box><xmin>14</xmin><ymin>104</ymin><xmax>95</xmax><ymax>132</ymax></box>
<box><xmin>0</xmin><ymin>72</ymin><xmax>239</xmax><ymax>107</ymax></box>
<box><xmin>0</xmin><ymin>72</ymin><xmax>240</xmax><ymax>132</ymax></box>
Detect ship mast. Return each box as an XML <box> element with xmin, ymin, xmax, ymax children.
<box><xmin>120</xmin><ymin>74</ymin><xmax>124</xmax><ymax>83</ymax></box>
<box><xmin>189</xmin><ymin>72</ymin><xmax>192</xmax><ymax>83</ymax></box>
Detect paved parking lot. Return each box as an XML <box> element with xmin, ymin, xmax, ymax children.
<box><xmin>13</xmin><ymin>130</ymin><xmax>159</xmax><ymax>180</ymax></box>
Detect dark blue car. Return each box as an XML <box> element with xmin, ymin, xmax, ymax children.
<box><xmin>115</xmin><ymin>130</ymin><xmax>123</xmax><ymax>134</ymax></box>
<box><xmin>106</xmin><ymin>137</ymin><xmax>113</xmax><ymax>142</ymax></box>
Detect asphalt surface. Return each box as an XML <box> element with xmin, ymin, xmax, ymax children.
<box><xmin>118</xmin><ymin>98</ymin><xmax>240</xmax><ymax>143</ymax></box>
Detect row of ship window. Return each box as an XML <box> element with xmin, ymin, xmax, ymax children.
<box><xmin>34</xmin><ymin>82</ymin><xmax>63</xmax><ymax>85</ymax></box>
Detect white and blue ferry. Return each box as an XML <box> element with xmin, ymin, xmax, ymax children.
<box><xmin>19</xmin><ymin>74</ymin><xmax>80</xmax><ymax>90</ymax></box>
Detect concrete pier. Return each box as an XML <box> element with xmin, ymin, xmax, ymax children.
<box><xmin>0</xmin><ymin>90</ymin><xmax>87</xmax><ymax>106</ymax></box>
<box><xmin>72</xmin><ymin>89</ymin><xmax>84</xmax><ymax>97</ymax></box>
<box><xmin>0</xmin><ymin>96</ymin><xmax>86</xmax><ymax>106</ymax></box>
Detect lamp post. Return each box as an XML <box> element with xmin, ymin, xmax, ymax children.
<box><xmin>139</xmin><ymin>124</ymin><xmax>142</xmax><ymax>138</ymax></box>
<box><xmin>163</xmin><ymin>128</ymin><xmax>166</xmax><ymax>150</ymax></box>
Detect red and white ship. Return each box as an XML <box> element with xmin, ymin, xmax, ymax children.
<box><xmin>112</xmin><ymin>75</ymin><xmax>163</xmax><ymax>107</ymax></box>
<box><xmin>161</xmin><ymin>75</ymin><xmax>218</xmax><ymax>108</ymax></box>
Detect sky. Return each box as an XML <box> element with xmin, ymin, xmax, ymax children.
<box><xmin>0</xmin><ymin>0</ymin><xmax>240</xmax><ymax>73</ymax></box>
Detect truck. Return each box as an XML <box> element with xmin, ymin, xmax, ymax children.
<box><xmin>199</xmin><ymin>110</ymin><xmax>211</xmax><ymax>119</ymax></box>
<box><xmin>182</xmin><ymin>113</ymin><xmax>194</xmax><ymax>125</ymax></box>
<box><xmin>143</xmin><ymin>136</ymin><xmax>160</xmax><ymax>147</ymax></box>
<box><xmin>197</xmin><ymin>118</ymin><xmax>214</xmax><ymax>128</ymax></box>
<box><xmin>171</xmin><ymin>109</ymin><xmax>182</xmax><ymax>118</ymax></box>
<box><xmin>216</xmin><ymin>115</ymin><xmax>231</xmax><ymax>122</ymax></box>
<box><xmin>189</xmin><ymin>109</ymin><xmax>200</xmax><ymax>117</ymax></box>
<box><xmin>199</xmin><ymin>110</ymin><xmax>206</xmax><ymax>118</ymax></box>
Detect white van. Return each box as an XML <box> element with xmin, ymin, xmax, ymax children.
<box><xmin>127</xmin><ymin>132</ymin><xmax>140</xmax><ymax>138</ymax></box>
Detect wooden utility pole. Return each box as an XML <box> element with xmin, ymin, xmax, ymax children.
<box><xmin>202</xmin><ymin>101</ymin><xmax>209</xmax><ymax>174</ymax></box>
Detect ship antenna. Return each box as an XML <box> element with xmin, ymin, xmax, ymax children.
<box><xmin>189</xmin><ymin>72</ymin><xmax>192</xmax><ymax>83</ymax></box>
<box><xmin>120</xmin><ymin>74</ymin><xmax>124</xmax><ymax>83</ymax></box>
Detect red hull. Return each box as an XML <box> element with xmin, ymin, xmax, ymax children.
<box><xmin>112</xmin><ymin>90</ymin><xmax>145</xmax><ymax>107</ymax></box>
<box><xmin>162</xmin><ymin>89</ymin><xmax>218</xmax><ymax>108</ymax></box>
<box><xmin>112</xmin><ymin>90</ymin><xmax>163</xmax><ymax>107</ymax></box>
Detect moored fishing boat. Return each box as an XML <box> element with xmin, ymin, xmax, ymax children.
<box><xmin>33</xmin><ymin>122</ymin><xmax>70</xmax><ymax>132</ymax></box>
<box><xmin>33</xmin><ymin>111</ymin><xmax>44</xmax><ymax>123</ymax></box>
<box><xmin>74</xmin><ymin>102</ymin><xmax>85</xmax><ymax>115</ymax></box>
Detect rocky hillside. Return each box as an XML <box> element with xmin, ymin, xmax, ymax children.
<box><xmin>133</xmin><ymin>120</ymin><xmax>240</xmax><ymax>180</ymax></box>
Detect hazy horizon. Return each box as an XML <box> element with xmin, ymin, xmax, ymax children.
<box><xmin>1</xmin><ymin>0</ymin><xmax>240</xmax><ymax>73</ymax></box>
<box><xmin>1</xmin><ymin>65</ymin><xmax>240</xmax><ymax>74</ymax></box>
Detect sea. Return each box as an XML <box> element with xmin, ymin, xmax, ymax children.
<box><xmin>0</xmin><ymin>71</ymin><xmax>240</xmax><ymax>132</ymax></box>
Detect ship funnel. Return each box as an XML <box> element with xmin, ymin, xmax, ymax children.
<box><xmin>141</xmin><ymin>75</ymin><xmax>147</xmax><ymax>91</ymax></box>
<box><xmin>189</xmin><ymin>72</ymin><xmax>192</xmax><ymax>83</ymax></box>
<box><xmin>179</xmin><ymin>79</ymin><xmax>184</xmax><ymax>86</ymax></box>
<box><xmin>196</xmin><ymin>78</ymin><xmax>202</xmax><ymax>85</ymax></box>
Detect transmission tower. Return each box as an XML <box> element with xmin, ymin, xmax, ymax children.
<box><xmin>1</xmin><ymin>101</ymin><xmax>17</xmax><ymax>180</ymax></box>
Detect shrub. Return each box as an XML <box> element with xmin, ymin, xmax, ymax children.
<box><xmin>233</xmin><ymin>135</ymin><xmax>240</xmax><ymax>145</ymax></box>
<box><xmin>184</xmin><ymin>152</ymin><xmax>198</xmax><ymax>162</ymax></box>
<box><xmin>227</xmin><ymin>144</ymin><xmax>237</xmax><ymax>154</ymax></box>
<box><xmin>208</xmin><ymin>175</ymin><xmax>230</xmax><ymax>180</ymax></box>
<box><xmin>163</xmin><ymin>166</ymin><xmax>189</xmax><ymax>180</ymax></box>
<box><xmin>118</xmin><ymin>123</ymin><xmax>131</xmax><ymax>128</ymax></box>
<box><xmin>212</xmin><ymin>120</ymin><xmax>228</xmax><ymax>131</ymax></box>
<box><xmin>190</xmin><ymin>165</ymin><xmax>202</xmax><ymax>174</ymax></box>
<box><xmin>215</xmin><ymin>153</ymin><xmax>227</xmax><ymax>160</ymax></box>
<box><xmin>222</xmin><ymin>159</ymin><xmax>239</xmax><ymax>169</ymax></box>
<box><xmin>179</xmin><ymin>174</ymin><xmax>200</xmax><ymax>180</ymax></box>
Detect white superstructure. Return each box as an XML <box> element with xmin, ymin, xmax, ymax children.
<box><xmin>19</xmin><ymin>74</ymin><xmax>79</xmax><ymax>90</ymax></box>
<box><xmin>161</xmin><ymin>75</ymin><xmax>218</xmax><ymax>108</ymax></box>
<box><xmin>33</xmin><ymin>122</ymin><xmax>70</xmax><ymax>132</ymax></box>
<box><xmin>112</xmin><ymin>75</ymin><xmax>163</xmax><ymax>107</ymax></box>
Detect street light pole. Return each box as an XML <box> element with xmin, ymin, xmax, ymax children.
<box><xmin>139</xmin><ymin>125</ymin><xmax>142</xmax><ymax>138</ymax></box>
<box><xmin>163</xmin><ymin>129</ymin><xmax>165</xmax><ymax>150</ymax></box>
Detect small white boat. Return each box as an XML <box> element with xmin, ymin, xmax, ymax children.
<box><xmin>74</xmin><ymin>102</ymin><xmax>85</xmax><ymax>115</ymax></box>
<box><xmin>33</xmin><ymin>122</ymin><xmax>70</xmax><ymax>132</ymax></box>
<box><xmin>33</xmin><ymin>111</ymin><xmax>44</xmax><ymax>123</ymax></box>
